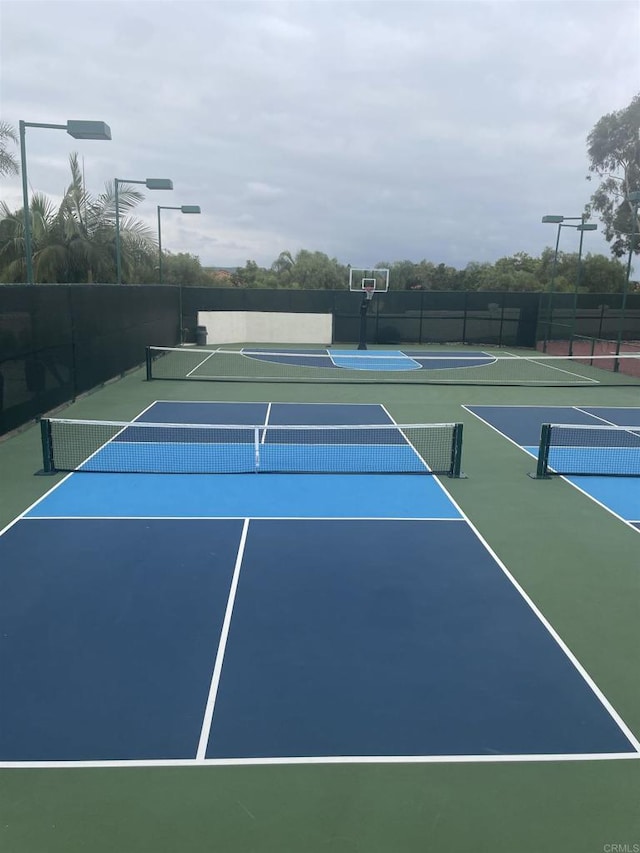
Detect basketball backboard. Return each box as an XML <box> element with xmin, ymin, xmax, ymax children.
<box><xmin>348</xmin><ymin>268</ymin><xmax>389</xmax><ymax>293</ymax></box>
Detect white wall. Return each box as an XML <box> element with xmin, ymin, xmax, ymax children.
<box><xmin>198</xmin><ymin>311</ymin><xmax>333</xmax><ymax>344</ymax></box>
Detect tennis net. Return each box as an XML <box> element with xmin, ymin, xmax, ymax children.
<box><xmin>145</xmin><ymin>346</ymin><xmax>640</xmax><ymax>386</ymax></box>
<box><xmin>534</xmin><ymin>423</ymin><xmax>640</xmax><ymax>477</ymax></box>
<box><xmin>40</xmin><ymin>418</ymin><xmax>464</xmax><ymax>476</ymax></box>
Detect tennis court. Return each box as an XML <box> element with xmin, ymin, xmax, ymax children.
<box><xmin>2</xmin><ymin>353</ymin><xmax>640</xmax><ymax>852</ymax></box>
<box><xmin>3</xmin><ymin>399</ymin><xmax>635</xmax><ymax>763</ymax></box>
<box><xmin>466</xmin><ymin>405</ymin><xmax>640</xmax><ymax>531</ymax></box>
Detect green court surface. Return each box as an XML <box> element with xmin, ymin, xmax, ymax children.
<box><xmin>1</xmin><ymin>355</ymin><xmax>640</xmax><ymax>852</ymax></box>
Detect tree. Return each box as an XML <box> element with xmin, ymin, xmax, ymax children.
<box><xmin>586</xmin><ymin>93</ymin><xmax>640</xmax><ymax>257</ymax></box>
<box><xmin>0</xmin><ymin>153</ymin><xmax>156</xmax><ymax>283</ymax></box>
<box><xmin>581</xmin><ymin>253</ymin><xmax>627</xmax><ymax>293</ymax></box>
<box><xmin>290</xmin><ymin>250</ymin><xmax>344</xmax><ymax>289</ymax></box>
<box><xmin>0</xmin><ymin>121</ymin><xmax>18</xmax><ymax>177</ymax></box>
<box><xmin>160</xmin><ymin>252</ymin><xmax>212</xmax><ymax>285</ymax></box>
<box><xmin>270</xmin><ymin>250</ymin><xmax>295</xmax><ymax>286</ymax></box>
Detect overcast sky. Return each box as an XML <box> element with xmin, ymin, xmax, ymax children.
<box><xmin>1</xmin><ymin>0</ymin><xmax>639</xmax><ymax>272</ymax></box>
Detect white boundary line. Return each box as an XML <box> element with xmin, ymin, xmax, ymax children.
<box><xmin>388</xmin><ymin>406</ymin><xmax>640</xmax><ymax>755</ymax></box>
<box><xmin>3</xmin><ymin>402</ymin><xmax>636</xmax><ymax>767</ymax></box>
<box><xmin>21</xmin><ymin>516</ymin><xmax>465</xmax><ymax>522</ymax></box>
<box><xmin>462</xmin><ymin>405</ymin><xmax>640</xmax><ymax>536</ymax></box>
<box><xmin>196</xmin><ymin>518</ymin><xmax>250</xmax><ymax>760</ymax></box>
<box><xmin>573</xmin><ymin>406</ymin><xmax>640</xmax><ymax>432</ymax></box>
<box><xmin>410</xmin><ymin>350</ymin><xmax>497</xmax><ymax>374</ymax></box>
<box><xmin>499</xmin><ymin>350</ymin><xmax>599</xmax><ymax>384</ymax></box>
<box><xmin>1</xmin><ymin>751</ymin><xmax>638</xmax><ymax>769</ymax></box>
<box><xmin>185</xmin><ymin>346</ymin><xmax>220</xmax><ymax>378</ymax></box>
<box><xmin>0</xmin><ymin>400</ymin><xmax>160</xmax><ymax>541</ymax></box>
<box><xmin>379</xmin><ymin>404</ymin><xmax>432</xmax><ymax>473</ymax></box>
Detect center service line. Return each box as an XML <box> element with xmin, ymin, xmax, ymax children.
<box><xmin>196</xmin><ymin>517</ymin><xmax>250</xmax><ymax>761</ymax></box>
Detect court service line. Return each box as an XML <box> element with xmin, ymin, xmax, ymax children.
<box><xmin>260</xmin><ymin>402</ymin><xmax>272</xmax><ymax>444</ymax></box>
<box><xmin>462</xmin><ymin>406</ymin><xmax>640</xmax><ymax>536</ymax></box>
<box><xmin>196</xmin><ymin>517</ymin><xmax>250</xmax><ymax>761</ymax></box>
<box><xmin>185</xmin><ymin>347</ymin><xmax>220</xmax><ymax>378</ymax></box>
<box><xmin>388</xmin><ymin>406</ymin><xmax>640</xmax><ymax>754</ymax></box>
<box><xmin>2</xmin><ymin>750</ymin><xmax>639</xmax><ymax>770</ymax></box>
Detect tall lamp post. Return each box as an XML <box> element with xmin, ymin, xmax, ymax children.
<box><xmin>615</xmin><ymin>189</ymin><xmax>640</xmax><ymax>369</ymax></box>
<box><xmin>115</xmin><ymin>177</ymin><xmax>173</xmax><ymax>284</ymax></box>
<box><xmin>19</xmin><ymin>119</ymin><xmax>111</xmax><ymax>284</ymax></box>
<box><xmin>569</xmin><ymin>220</ymin><xmax>597</xmax><ymax>355</ymax></box>
<box><xmin>541</xmin><ymin>214</ymin><xmax>596</xmax><ymax>353</ymax></box>
<box><xmin>157</xmin><ymin>204</ymin><xmax>202</xmax><ymax>345</ymax></box>
<box><xmin>157</xmin><ymin>205</ymin><xmax>201</xmax><ymax>284</ymax></box>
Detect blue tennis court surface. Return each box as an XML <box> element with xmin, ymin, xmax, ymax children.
<box><xmin>329</xmin><ymin>350</ymin><xmax>422</xmax><ymax>370</ymax></box>
<box><xmin>465</xmin><ymin>406</ymin><xmax>640</xmax><ymax>531</ymax></box>
<box><xmin>243</xmin><ymin>349</ymin><xmax>495</xmax><ymax>371</ymax></box>
<box><xmin>1</xmin><ymin>402</ymin><xmax>637</xmax><ymax>765</ymax></box>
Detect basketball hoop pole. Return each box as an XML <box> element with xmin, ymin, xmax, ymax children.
<box><xmin>357</xmin><ymin>289</ymin><xmax>373</xmax><ymax>350</ymax></box>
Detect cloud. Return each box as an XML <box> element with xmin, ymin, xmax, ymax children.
<box><xmin>1</xmin><ymin>0</ymin><xmax>638</xmax><ymax>268</ymax></box>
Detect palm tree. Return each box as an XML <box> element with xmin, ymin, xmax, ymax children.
<box><xmin>60</xmin><ymin>153</ymin><xmax>156</xmax><ymax>283</ymax></box>
<box><xmin>0</xmin><ymin>121</ymin><xmax>19</xmax><ymax>177</ymax></box>
<box><xmin>0</xmin><ymin>152</ymin><xmax>157</xmax><ymax>283</ymax></box>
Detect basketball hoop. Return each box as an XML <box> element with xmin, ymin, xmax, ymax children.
<box><xmin>364</xmin><ymin>286</ymin><xmax>375</xmax><ymax>301</ymax></box>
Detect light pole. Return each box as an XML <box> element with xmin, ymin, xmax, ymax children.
<box><xmin>115</xmin><ymin>177</ymin><xmax>173</xmax><ymax>284</ymax></box>
<box><xmin>542</xmin><ymin>215</ymin><xmax>580</xmax><ymax>351</ymax></box>
<box><xmin>157</xmin><ymin>205</ymin><xmax>201</xmax><ymax>284</ymax></box>
<box><xmin>615</xmin><ymin>189</ymin><xmax>640</xmax><ymax>369</ymax></box>
<box><xmin>541</xmin><ymin>214</ymin><xmax>596</xmax><ymax>353</ymax></box>
<box><xmin>568</xmin><ymin>220</ymin><xmax>597</xmax><ymax>354</ymax></box>
<box><xmin>19</xmin><ymin>119</ymin><xmax>111</xmax><ymax>284</ymax></box>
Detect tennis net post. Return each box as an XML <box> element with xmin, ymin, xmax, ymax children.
<box><xmin>532</xmin><ymin>423</ymin><xmax>552</xmax><ymax>479</ymax></box>
<box><xmin>531</xmin><ymin>422</ymin><xmax>640</xmax><ymax>478</ymax></box>
<box><xmin>450</xmin><ymin>423</ymin><xmax>464</xmax><ymax>478</ymax></box>
<box><xmin>40</xmin><ymin>418</ymin><xmax>55</xmax><ymax>474</ymax></box>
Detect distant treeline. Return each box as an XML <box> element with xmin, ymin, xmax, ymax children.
<box><xmin>208</xmin><ymin>248</ymin><xmax>631</xmax><ymax>293</ymax></box>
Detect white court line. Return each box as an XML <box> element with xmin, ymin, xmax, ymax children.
<box><xmin>260</xmin><ymin>402</ymin><xmax>272</xmax><ymax>444</ymax></box>
<box><xmin>411</xmin><ymin>350</ymin><xmax>497</xmax><ymax>373</ymax></box>
<box><xmin>505</xmin><ymin>351</ymin><xmax>602</xmax><ymax>385</ymax></box>
<box><xmin>21</xmin><ymin>516</ymin><xmax>464</xmax><ymax>522</ymax></box>
<box><xmin>4</xmin><ymin>404</ymin><xmax>634</xmax><ymax>768</ymax></box>
<box><xmin>462</xmin><ymin>406</ymin><xmax>640</xmax><ymax>536</ymax></box>
<box><xmin>1</xmin><ymin>750</ymin><xmax>639</xmax><ymax>769</ymax></box>
<box><xmin>387</xmin><ymin>405</ymin><xmax>640</xmax><ymax>755</ymax></box>
<box><xmin>500</xmin><ymin>350</ymin><xmax>600</xmax><ymax>384</ymax></box>
<box><xmin>379</xmin><ymin>404</ymin><xmax>432</xmax><ymax>473</ymax></box>
<box><xmin>327</xmin><ymin>350</ymin><xmax>422</xmax><ymax>370</ymax></box>
<box><xmin>196</xmin><ymin>518</ymin><xmax>250</xmax><ymax>761</ymax></box>
<box><xmin>572</xmin><ymin>406</ymin><xmax>640</xmax><ymax>442</ymax></box>
<box><xmin>185</xmin><ymin>347</ymin><xmax>220</xmax><ymax>378</ymax></box>
<box><xmin>0</xmin><ymin>399</ymin><xmax>160</xmax><ymax>541</ymax></box>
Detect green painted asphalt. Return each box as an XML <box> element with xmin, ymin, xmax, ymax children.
<box><xmin>1</xmin><ymin>365</ymin><xmax>639</xmax><ymax>853</ymax></box>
